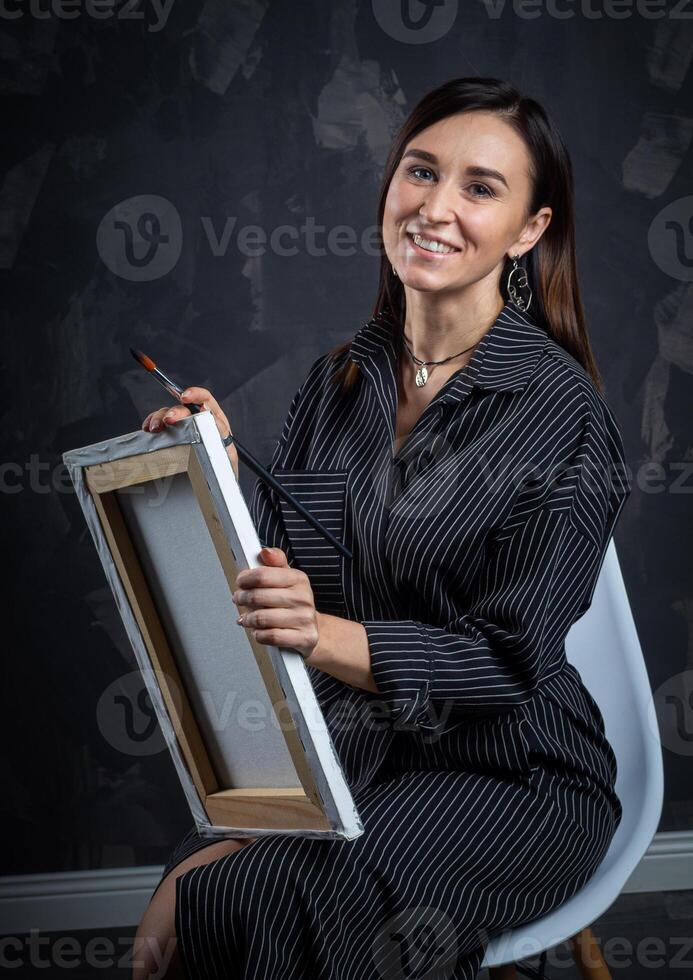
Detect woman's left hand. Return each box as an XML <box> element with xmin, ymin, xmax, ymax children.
<box><xmin>232</xmin><ymin>547</ymin><xmax>319</xmax><ymax>662</ymax></box>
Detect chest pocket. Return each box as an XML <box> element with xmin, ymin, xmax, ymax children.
<box><xmin>272</xmin><ymin>468</ymin><xmax>348</xmax><ymax>617</ymax></box>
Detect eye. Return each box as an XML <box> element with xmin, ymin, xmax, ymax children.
<box><xmin>469</xmin><ymin>182</ymin><xmax>494</xmax><ymax>199</ymax></box>
<box><xmin>405</xmin><ymin>167</ymin><xmax>494</xmax><ymax>199</ymax></box>
<box><xmin>406</xmin><ymin>165</ymin><xmax>435</xmax><ymax>181</ymax></box>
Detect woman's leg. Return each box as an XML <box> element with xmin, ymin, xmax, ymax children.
<box><xmin>132</xmin><ymin>837</ymin><xmax>257</xmax><ymax>980</ymax></box>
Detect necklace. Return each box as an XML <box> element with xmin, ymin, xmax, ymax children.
<box><xmin>401</xmin><ymin>332</ymin><xmax>479</xmax><ymax>387</ymax></box>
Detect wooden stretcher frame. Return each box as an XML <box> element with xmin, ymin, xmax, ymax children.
<box><xmin>62</xmin><ymin>410</ymin><xmax>363</xmax><ymax>841</ymax></box>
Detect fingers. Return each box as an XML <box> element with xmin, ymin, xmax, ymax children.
<box><xmin>180</xmin><ymin>386</ymin><xmax>212</xmax><ymax>405</ymax></box>
<box><xmin>141</xmin><ymin>404</ymin><xmax>191</xmax><ymax>431</ymax></box>
<box><xmin>142</xmin><ymin>409</ymin><xmax>170</xmax><ymax>431</ymax></box>
<box><xmin>232</xmin><ymin>569</ymin><xmax>317</xmax><ymax>659</ymax></box>
<box><xmin>181</xmin><ymin>388</ymin><xmax>232</xmax><ymax>441</ymax></box>
<box><xmin>141</xmin><ymin>388</ymin><xmax>233</xmax><ymax>444</ymax></box>
<box><xmin>232</xmin><ymin>586</ymin><xmax>298</xmax><ymax>610</ymax></box>
<box><xmin>160</xmin><ymin>405</ymin><xmax>191</xmax><ymax>427</ymax></box>
<box><xmin>237</xmin><ymin>612</ymin><xmax>319</xmax><ymax>661</ymax></box>
<box><xmin>236</xmin><ymin>605</ymin><xmax>315</xmax><ymax>633</ymax></box>
<box><xmin>236</xmin><ymin>566</ymin><xmax>300</xmax><ymax>591</ymax></box>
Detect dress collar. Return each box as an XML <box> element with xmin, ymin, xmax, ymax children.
<box><xmin>348</xmin><ymin>298</ymin><xmax>550</xmax><ymax>400</ymax></box>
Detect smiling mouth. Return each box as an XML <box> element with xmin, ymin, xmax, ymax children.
<box><xmin>406</xmin><ymin>232</ymin><xmax>461</xmax><ymax>256</ymax></box>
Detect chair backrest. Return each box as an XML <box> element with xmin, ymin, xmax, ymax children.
<box><xmin>565</xmin><ymin>539</ymin><xmax>664</xmax><ymax>882</ymax></box>
<box><xmin>482</xmin><ymin>541</ymin><xmax>664</xmax><ymax>968</ymax></box>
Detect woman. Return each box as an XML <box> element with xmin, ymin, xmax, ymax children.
<box><xmin>133</xmin><ymin>77</ymin><xmax>631</xmax><ymax>980</ymax></box>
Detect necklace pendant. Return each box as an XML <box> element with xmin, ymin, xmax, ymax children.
<box><xmin>415</xmin><ymin>365</ymin><xmax>428</xmax><ymax>387</ymax></box>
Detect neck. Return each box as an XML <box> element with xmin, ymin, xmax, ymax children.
<box><xmin>402</xmin><ymin>283</ymin><xmax>505</xmax><ymax>364</ymax></box>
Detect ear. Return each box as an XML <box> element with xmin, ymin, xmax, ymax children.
<box><xmin>514</xmin><ymin>205</ymin><xmax>552</xmax><ymax>253</ymax></box>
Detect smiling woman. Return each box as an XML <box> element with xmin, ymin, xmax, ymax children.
<box><xmin>380</xmin><ymin>111</ymin><xmax>554</xmax><ymax>377</ymax></box>
<box><xmin>134</xmin><ymin>77</ymin><xmax>630</xmax><ymax>980</ymax></box>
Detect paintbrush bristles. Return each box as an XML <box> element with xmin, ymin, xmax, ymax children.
<box><xmin>129</xmin><ymin>347</ymin><xmax>156</xmax><ymax>372</ymax></box>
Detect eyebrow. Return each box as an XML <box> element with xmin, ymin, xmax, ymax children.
<box><xmin>401</xmin><ymin>148</ymin><xmax>509</xmax><ymax>190</ymax></box>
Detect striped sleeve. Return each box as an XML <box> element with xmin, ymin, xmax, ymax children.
<box><xmin>364</xmin><ymin>402</ymin><xmax>631</xmax><ymax>731</ymax></box>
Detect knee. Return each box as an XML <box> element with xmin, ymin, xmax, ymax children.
<box><xmin>132</xmin><ymin>879</ymin><xmax>182</xmax><ymax>980</ymax></box>
<box><xmin>132</xmin><ymin>931</ymin><xmax>180</xmax><ymax>980</ymax></box>
<box><xmin>131</xmin><ymin>837</ymin><xmax>253</xmax><ymax>979</ymax></box>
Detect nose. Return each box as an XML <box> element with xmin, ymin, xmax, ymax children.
<box><xmin>418</xmin><ymin>178</ymin><xmax>457</xmax><ymax>225</ymax></box>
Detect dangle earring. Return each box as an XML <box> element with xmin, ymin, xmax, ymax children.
<box><xmin>506</xmin><ymin>254</ymin><xmax>532</xmax><ymax>312</ymax></box>
<box><xmin>392</xmin><ymin>264</ymin><xmax>399</xmax><ymax>278</ymax></box>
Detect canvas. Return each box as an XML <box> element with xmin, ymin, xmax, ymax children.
<box><xmin>62</xmin><ymin>410</ymin><xmax>363</xmax><ymax>841</ymax></box>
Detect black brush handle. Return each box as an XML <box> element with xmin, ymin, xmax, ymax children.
<box><xmin>186</xmin><ymin>403</ymin><xmax>351</xmax><ymax>561</ymax></box>
<box><xmin>224</xmin><ymin>433</ymin><xmax>352</xmax><ymax>562</ymax></box>
<box><xmin>135</xmin><ymin>350</ymin><xmax>350</xmax><ymax>561</ymax></box>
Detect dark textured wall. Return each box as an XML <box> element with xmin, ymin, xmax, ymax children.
<box><xmin>2</xmin><ymin>0</ymin><xmax>691</xmax><ymax>876</ymax></box>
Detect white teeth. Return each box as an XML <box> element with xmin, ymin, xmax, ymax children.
<box><xmin>412</xmin><ymin>233</ymin><xmax>457</xmax><ymax>254</ymax></box>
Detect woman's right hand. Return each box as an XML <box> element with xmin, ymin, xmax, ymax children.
<box><xmin>141</xmin><ymin>386</ymin><xmax>239</xmax><ymax>479</ymax></box>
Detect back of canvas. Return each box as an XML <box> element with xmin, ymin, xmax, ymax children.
<box><xmin>116</xmin><ymin>471</ymin><xmax>304</xmax><ymax>790</ymax></box>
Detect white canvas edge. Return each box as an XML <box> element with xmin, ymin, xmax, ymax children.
<box><xmin>62</xmin><ymin>412</ymin><xmax>364</xmax><ymax>842</ymax></box>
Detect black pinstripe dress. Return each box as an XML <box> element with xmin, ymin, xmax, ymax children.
<box><xmin>156</xmin><ymin>300</ymin><xmax>631</xmax><ymax>979</ymax></box>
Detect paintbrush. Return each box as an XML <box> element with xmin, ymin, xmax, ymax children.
<box><xmin>129</xmin><ymin>347</ymin><xmax>352</xmax><ymax>561</ymax></box>
<box><xmin>129</xmin><ymin>347</ymin><xmax>203</xmax><ymax>413</ymax></box>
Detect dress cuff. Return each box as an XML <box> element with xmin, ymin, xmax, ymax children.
<box><xmin>361</xmin><ymin>619</ymin><xmax>434</xmax><ymax>731</ymax></box>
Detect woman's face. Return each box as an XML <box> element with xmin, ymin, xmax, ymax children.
<box><xmin>382</xmin><ymin>111</ymin><xmax>551</xmax><ymax>297</ymax></box>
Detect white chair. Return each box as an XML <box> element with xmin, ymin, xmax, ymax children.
<box><xmin>481</xmin><ymin>539</ymin><xmax>664</xmax><ymax>979</ymax></box>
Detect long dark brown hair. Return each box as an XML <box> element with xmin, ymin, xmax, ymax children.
<box><xmin>327</xmin><ymin>76</ymin><xmax>605</xmax><ymax>396</ymax></box>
